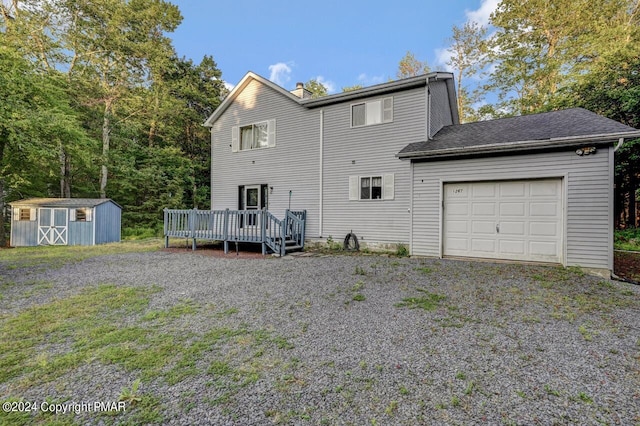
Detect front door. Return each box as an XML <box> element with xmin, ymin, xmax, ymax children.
<box><xmin>38</xmin><ymin>208</ymin><xmax>68</xmax><ymax>245</ymax></box>
<box><xmin>244</xmin><ymin>185</ymin><xmax>260</xmax><ymax>226</ymax></box>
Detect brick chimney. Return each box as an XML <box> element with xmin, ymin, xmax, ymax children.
<box><xmin>290</xmin><ymin>82</ymin><xmax>312</xmax><ymax>99</ymax></box>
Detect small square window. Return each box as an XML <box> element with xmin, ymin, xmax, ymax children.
<box><xmin>76</xmin><ymin>208</ymin><xmax>87</xmax><ymax>222</ymax></box>
<box><xmin>19</xmin><ymin>208</ymin><xmax>31</xmax><ymax>221</ymax></box>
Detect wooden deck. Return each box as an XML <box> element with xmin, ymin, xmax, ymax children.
<box><xmin>163</xmin><ymin>208</ymin><xmax>306</xmax><ymax>256</ymax></box>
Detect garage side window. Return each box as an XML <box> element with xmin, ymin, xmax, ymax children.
<box><xmin>70</xmin><ymin>208</ymin><xmax>92</xmax><ymax>222</ymax></box>
<box><xmin>349</xmin><ymin>174</ymin><xmax>395</xmax><ymax>201</ymax></box>
<box><xmin>14</xmin><ymin>208</ymin><xmax>35</xmax><ymax>221</ymax></box>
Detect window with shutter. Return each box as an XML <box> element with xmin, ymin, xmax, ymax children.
<box><xmin>351</xmin><ymin>97</ymin><xmax>393</xmax><ymax>127</ymax></box>
<box><xmin>349</xmin><ymin>174</ymin><xmax>394</xmax><ymax>201</ymax></box>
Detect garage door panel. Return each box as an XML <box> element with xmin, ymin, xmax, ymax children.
<box><xmin>446</xmin><ymin>202</ymin><xmax>469</xmax><ymax>216</ymax></box>
<box><xmin>530</xmin><ymin>222</ymin><xmax>557</xmax><ymax>236</ymax></box>
<box><xmin>530</xmin><ymin>202</ymin><xmax>559</xmax><ymax>216</ymax></box>
<box><xmin>443</xmin><ymin>179</ymin><xmax>562</xmax><ymax>263</ymax></box>
<box><xmin>500</xmin><ymin>202</ymin><xmax>525</xmax><ymax>216</ymax></box>
<box><xmin>530</xmin><ymin>241</ymin><xmax>558</xmax><ymax>256</ymax></box>
<box><xmin>530</xmin><ymin>180</ymin><xmax>559</xmax><ymax>196</ymax></box>
<box><xmin>472</xmin><ymin>202</ymin><xmax>496</xmax><ymax>215</ymax></box>
<box><xmin>472</xmin><ymin>221</ymin><xmax>495</xmax><ymax>234</ymax></box>
<box><xmin>472</xmin><ymin>184</ymin><xmax>496</xmax><ymax>197</ymax></box>
<box><xmin>471</xmin><ymin>238</ymin><xmax>496</xmax><ymax>252</ymax></box>
<box><xmin>500</xmin><ymin>221</ymin><xmax>525</xmax><ymax>235</ymax></box>
<box><xmin>499</xmin><ymin>240</ymin><xmax>525</xmax><ymax>254</ymax></box>
<box><xmin>446</xmin><ymin>238</ymin><xmax>469</xmax><ymax>251</ymax></box>
<box><xmin>500</xmin><ymin>182</ymin><xmax>526</xmax><ymax>197</ymax></box>
<box><xmin>446</xmin><ymin>220</ymin><xmax>468</xmax><ymax>233</ymax></box>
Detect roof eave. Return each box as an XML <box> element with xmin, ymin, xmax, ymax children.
<box><xmin>397</xmin><ymin>131</ymin><xmax>640</xmax><ymax>160</ymax></box>
<box><xmin>301</xmin><ymin>72</ymin><xmax>454</xmax><ymax>108</ymax></box>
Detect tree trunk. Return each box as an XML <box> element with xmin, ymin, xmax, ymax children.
<box><xmin>99</xmin><ymin>100</ymin><xmax>112</xmax><ymax>199</ymax></box>
<box><xmin>59</xmin><ymin>144</ymin><xmax>71</xmax><ymax>198</ymax></box>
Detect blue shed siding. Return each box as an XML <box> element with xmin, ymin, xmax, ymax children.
<box><xmin>10</xmin><ymin>219</ymin><xmax>38</xmax><ymax>247</ymax></box>
<box><xmin>95</xmin><ymin>202</ymin><xmax>121</xmax><ymax>244</ymax></box>
<box><xmin>67</xmin><ymin>220</ymin><xmax>94</xmax><ymax>245</ymax></box>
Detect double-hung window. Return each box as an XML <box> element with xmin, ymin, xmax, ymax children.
<box><xmin>349</xmin><ymin>174</ymin><xmax>395</xmax><ymax>201</ymax></box>
<box><xmin>351</xmin><ymin>97</ymin><xmax>393</xmax><ymax>127</ymax></box>
<box><xmin>231</xmin><ymin>119</ymin><xmax>276</xmax><ymax>152</ymax></box>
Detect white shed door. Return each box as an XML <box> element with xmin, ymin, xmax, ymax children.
<box><xmin>443</xmin><ymin>179</ymin><xmax>562</xmax><ymax>263</ymax></box>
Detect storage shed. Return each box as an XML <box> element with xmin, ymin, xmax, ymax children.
<box><xmin>9</xmin><ymin>198</ymin><xmax>121</xmax><ymax>246</ymax></box>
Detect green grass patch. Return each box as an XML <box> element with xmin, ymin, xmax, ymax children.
<box><xmin>396</xmin><ymin>288</ymin><xmax>446</xmax><ymax>311</ymax></box>
<box><xmin>0</xmin><ymin>240</ymin><xmax>161</xmax><ymax>271</ymax></box>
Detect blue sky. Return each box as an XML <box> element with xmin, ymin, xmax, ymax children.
<box><xmin>169</xmin><ymin>0</ymin><xmax>497</xmax><ymax>93</ymax></box>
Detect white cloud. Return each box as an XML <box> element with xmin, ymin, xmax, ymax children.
<box><xmin>357</xmin><ymin>73</ymin><xmax>385</xmax><ymax>86</ymax></box>
<box><xmin>465</xmin><ymin>0</ymin><xmax>499</xmax><ymax>26</ymax></box>
<box><xmin>314</xmin><ymin>76</ymin><xmax>336</xmax><ymax>94</ymax></box>
<box><xmin>434</xmin><ymin>47</ymin><xmax>455</xmax><ymax>72</ymax></box>
<box><xmin>223</xmin><ymin>81</ymin><xmax>235</xmax><ymax>92</ymax></box>
<box><xmin>268</xmin><ymin>62</ymin><xmax>293</xmax><ymax>87</ymax></box>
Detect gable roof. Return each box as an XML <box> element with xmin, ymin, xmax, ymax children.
<box><xmin>204</xmin><ymin>71</ymin><xmax>459</xmax><ymax>127</ymax></box>
<box><xmin>398</xmin><ymin>108</ymin><xmax>640</xmax><ymax>160</ymax></box>
<box><xmin>10</xmin><ymin>198</ymin><xmax>121</xmax><ymax>208</ymax></box>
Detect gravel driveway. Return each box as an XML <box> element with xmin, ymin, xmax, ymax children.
<box><xmin>1</xmin><ymin>249</ymin><xmax>639</xmax><ymax>425</ymax></box>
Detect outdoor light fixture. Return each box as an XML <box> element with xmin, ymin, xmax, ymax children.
<box><xmin>575</xmin><ymin>147</ymin><xmax>597</xmax><ymax>156</ymax></box>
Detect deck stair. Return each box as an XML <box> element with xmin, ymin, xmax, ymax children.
<box><xmin>163</xmin><ymin>208</ymin><xmax>306</xmax><ymax>256</ymax></box>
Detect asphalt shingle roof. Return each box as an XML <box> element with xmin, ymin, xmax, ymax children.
<box><xmin>399</xmin><ymin>108</ymin><xmax>639</xmax><ymax>157</ymax></box>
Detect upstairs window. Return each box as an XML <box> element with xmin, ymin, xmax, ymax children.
<box><xmin>351</xmin><ymin>97</ymin><xmax>393</xmax><ymax>127</ymax></box>
<box><xmin>232</xmin><ymin>119</ymin><xmax>276</xmax><ymax>152</ymax></box>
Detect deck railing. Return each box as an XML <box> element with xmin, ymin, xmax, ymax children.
<box><xmin>163</xmin><ymin>208</ymin><xmax>306</xmax><ymax>255</ymax></box>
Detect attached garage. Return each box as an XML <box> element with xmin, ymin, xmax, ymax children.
<box><xmin>443</xmin><ymin>179</ymin><xmax>563</xmax><ymax>263</ymax></box>
<box><xmin>398</xmin><ymin>108</ymin><xmax>640</xmax><ymax>275</ymax></box>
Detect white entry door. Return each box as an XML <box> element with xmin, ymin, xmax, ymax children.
<box><xmin>443</xmin><ymin>179</ymin><xmax>563</xmax><ymax>263</ymax></box>
<box><xmin>38</xmin><ymin>208</ymin><xmax>68</xmax><ymax>245</ymax></box>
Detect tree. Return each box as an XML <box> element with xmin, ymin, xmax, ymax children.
<box><xmin>487</xmin><ymin>0</ymin><xmax>640</xmax><ymax>115</ymax></box>
<box><xmin>342</xmin><ymin>85</ymin><xmax>364</xmax><ymax>92</ymax></box>
<box><xmin>0</xmin><ymin>37</ymin><xmax>89</xmax><ymax>245</ymax></box>
<box><xmin>304</xmin><ymin>79</ymin><xmax>328</xmax><ymax>99</ymax></box>
<box><xmin>446</xmin><ymin>22</ymin><xmax>488</xmax><ymax>122</ymax></box>
<box><xmin>397</xmin><ymin>51</ymin><xmax>430</xmax><ymax>79</ymax></box>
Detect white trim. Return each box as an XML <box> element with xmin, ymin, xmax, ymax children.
<box><xmin>409</xmin><ymin>162</ymin><xmax>414</xmax><ymax>255</ymax></box>
<box><xmin>438</xmin><ymin>178</ymin><xmax>443</xmax><ymax>258</ymax></box>
<box><xmin>92</xmin><ymin>207</ymin><xmax>96</xmax><ymax>245</ymax></box>
<box><xmin>608</xmin><ymin>146</ymin><xmax>614</xmax><ymax>271</ymax></box>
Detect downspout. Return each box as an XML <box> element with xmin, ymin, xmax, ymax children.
<box><xmin>319</xmin><ymin>109</ymin><xmax>324</xmax><ymax>237</ymax></box>
<box><xmin>614</xmin><ymin>137</ymin><xmax>624</xmax><ymax>152</ymax></box>
<box><xmin>427</xmin><ymin>87</ymin><xmax>432</xmax><ymax>140</ymax></box>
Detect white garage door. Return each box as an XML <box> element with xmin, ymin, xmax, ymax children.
<box><xmin>443</xmin><ymin>179</ymin><xmax>563</xmax><ymax>263</ymax></box>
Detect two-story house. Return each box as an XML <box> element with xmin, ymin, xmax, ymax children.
<box><xmin>204</xmin><ymin>71</ymin><xmax>640</xmax><ymax>276</ymax></box>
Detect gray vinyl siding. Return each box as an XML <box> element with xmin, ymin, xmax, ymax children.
<box><xmin>429</xmin><ymin>80</ymin><xmax>454</xmax><ymax>137</ymax></box>
<box><xmin>411</xmin><ymin>147</ymin><xmax>613</xmax><ymax>270</ymax></box>
<box><xmin>211</xmin><ymin>80</ymin><xmax>321</xmax><ymax>237</ymax></box>
<box><xmin>320</xmin><ymin>87</ymin><xmax>427</xmax><ymax>245</ymax></box>
<box><xmin>95</xmin><ymin>202</ymin><xmax>122</xmax><ymax>244</ymax></box>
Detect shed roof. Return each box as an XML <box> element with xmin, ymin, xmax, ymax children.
<box><xmin>10</xmin><ymin>198</ymin><xmax>121</xmax><ymax>209</ymax></box>
<box><xmin>398</xmin><ymin>108</ymin><xmax>640</xmax><ymax>160</ymax></box>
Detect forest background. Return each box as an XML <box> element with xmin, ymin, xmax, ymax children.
<box><xmin>1</xmin><ymin>0</ymin><xmax>638</xmax><ymax>245</ymax></box>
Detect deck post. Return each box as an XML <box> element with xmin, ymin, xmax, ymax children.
<box><xmin>281</xmin><ymin>209</ymin><xmax>289</xmax><ymax>256</ymax></box>
<box><xmin>190</xmin><ymin>208</ymin><xmax>197</xmax><ymax>251</ymax></box>
<box><xmin>261</xmin><ymin>208</ymin><xmax>266</xmax><ymax>255</ymax></box>
<box><xmin>163</xmin><ymin>209</ymin><xmax>169</xmax><ymax>248</ymax></box>
<box><xmin>223</xmin><ymin>208</ymin><xmax>229</xmax><ymax>254</ymax></box>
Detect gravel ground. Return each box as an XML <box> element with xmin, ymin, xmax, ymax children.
<box><xmin>1</xmin><ymin>249</ymin><xmax>639</xmax><ymax>425</ymax></box>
